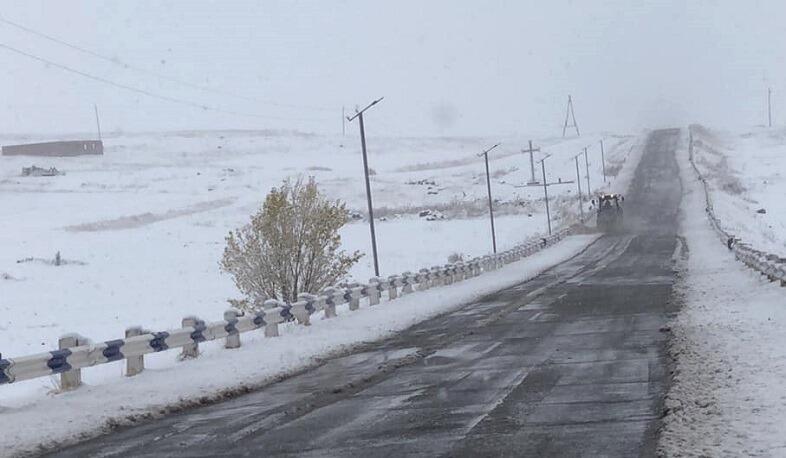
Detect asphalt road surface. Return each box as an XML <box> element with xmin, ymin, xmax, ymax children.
<box><xmin>51</xmin><ymin>129</ymin><xmax>682</xmax><ymax>457</ymax></box>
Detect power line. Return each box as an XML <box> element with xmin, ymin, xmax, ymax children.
<box><xmin>0</xmin><ymin>41</ymin><xmax>330</xmax><ymax>122</ymax></box>
<box><xmin>0</xmin><ymin>15</ymin><xmax>336</xmax><ymax>113</ymax></box>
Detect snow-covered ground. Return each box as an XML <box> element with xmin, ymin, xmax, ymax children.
<box><xmin>659</xmin><ymin>129</ymin><xmax>786</xmax><ymax>456</ymax></box>
<box><xmin>689</xmin><ymin>125</ymin><xmax>786</xmax><ymax>258</ymax></box>
<box><xmin>0</xmin><ymin>129</ymin><xmax>639</xmax><ymax>376</ymax></box>
<box><xmin>0</xmin><ymin>233</ymin><xmax>599</xmax><ymax>457</ymax></box>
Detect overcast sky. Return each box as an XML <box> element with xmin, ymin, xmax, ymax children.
<box><xmin>0</xmin><ymin>1</ymin><xmax>783</xmax><ymax>137</ymax></box>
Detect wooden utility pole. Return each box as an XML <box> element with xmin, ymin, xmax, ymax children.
<box><xmin>342</xmin><ymin>106</ymin><xmax>346</xmax><ymax>136</ymax></box>
<box><xmin>347</xmin><ymin>97</ymin><xmax>384</xmax><ymax>276</ymax></box>
<box><xmin>519</xmin><ymin>154</ymin><xmax>573</xmax><ymax>235</ymax></box>
<box><xmin>571</xmin><ymin>152</ymin><xmax>584</xmax><ymax>221</ymax></box>
<box><xmin>94</xmin><ymin>104</ymin><xmax>102</xmax><ymax>142</ymax></box>
<box><xmin>479</xmin><ymin>143</ymin><xmax>501</xmax><ymax>253</ymax></box>
<box><xmin>522</xmin><ymin>140</ymin><xmax>541</xmax><ymax>184</ymax></box>
<box><xmin>541</xmin><ymin>160</ymin><xmax>551</xmax><ymax>234</ymax></box>
<box><xmin>583</xmin><ymin>146</ymin><xmax>591</xmax><ymax>195</ymax></box>
<box><xmin>599</xmin><ymin>139</ymin><xmax>607</xmax><ymax>183</ymax></box>
<box><xmin>562</xmin><ymin>95</ymin><xmax>580</xmax><ymax>137</ymax></box>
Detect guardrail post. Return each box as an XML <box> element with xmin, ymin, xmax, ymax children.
<box><xmin>263</xmin><ymin>300</ymin><xmax>280</xmax><ymax>337</ymax></box>
<box><xmin>387</xmin><ymin>275</ymin><xmax>398</xmax><ymax>300</ymax></box>
<box><xmin>296</xmin><ymin>293</ymin><xmax>314</xmax><ymax>325</ymax></box>
<box><xmin>402</xmin><ymin>272</ymin><xmax>414</xmax><ymax>294</ymax></box>
<box><xmin>430</xmin><ymin>266</ymin><xmax>442</xmax><ymax>286</ymax></box>
<box><xmin>344</xmin><ymin>287</ymin><xmax>359</xmax><ymax>311</ymax></box>
<box><xmin>125</xmin><ymin>326</ymin><xmax>145</xmax><ymax>376</ymax></box>
<box><xmin>417</xmin><ymin>269</ymin><xmax>431</xmax><ymax>290</ymax></box>
<box><xmin>443</xmin><ymin>265</ymin><xmax>453</xmax><ymax>285</ymax></box>
<box><xmin>367</xmin><ymin>278</ymin><xmax>381</xmax><ymax>305</ymax></box>
<box><xmin>181</xmin><ymin>316</ymin><xmax>203</xmax><ymax>359</ymax></box>
<box><xmin>224</xmin><ymin>309</ymin><xmax>241</xmax><ymax>348</ymax></box>
<box><xmin>58</xmin><ymin>334</ymin><xmax>87</xmax><ymax>391</ymax></box>
<box><xmin>321</xmin><ymin>288</ymin><xmax>337</xmax><ymax>318</ymax></box>
<box><xmin>452</xmin><ymin>265</ymin><xmax>460</xmax><ymax>283</ymax></box>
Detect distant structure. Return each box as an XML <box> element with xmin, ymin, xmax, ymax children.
<box><xmin>2</xmin><ymin>140</ymin><xmax>103</xmax><ymax>157</ymax></box>
<box><xmin>562</xmin><ymin>95</ymin><xmax>580</xmax><ymax>137</ymax></box>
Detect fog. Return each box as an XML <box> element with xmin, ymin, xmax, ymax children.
<box><xmin>0</xmin><ymin>1</ymin><xmax>783</xmax><ymax>136</ymax></box>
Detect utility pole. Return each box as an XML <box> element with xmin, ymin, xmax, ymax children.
<box><xmin>479</xmin><ymin>143</ymin><xmax>501</xmax><ymax>253</ymax></box>
<box><xmin>571</xmin><ymin>152</ymin><xmax>584</xmax><ymax>221</ymax></box>
<box><xmin>768</xmin><ymin>88</ymin><xmax>773</xmax><ymax>128</ymax></box>
<box><xmin>342</xmin><ymin>106</ymin><xmax>346</xmax><ymax>136</ymax></box>
<box><xmin>522</xmin><ymin>140</ymin><xmax>540</xmax><ymax>184</ymax></box>
<box><xmin>562</xmin><ymin>94</ymin><xmax>580</xmax><ymax>137</ymax></box>
<box><xmin>583</xmin><ymin>146</ymin><xmax>591</xmax><ymax>195</ymax></box>
<box><xmin>346</xmin><ymin>97</ymin><xmax>384</xmax><ymax>276</ymax></box>
<box><xmin>599</xmin><ymin>139</ymin><xmax>607</xmax><ymax>183</ymax></box>
<box><xmin>94</xmin><ymin>104</ymin><xmax>102</xmax><ymax>142</ymax></box>
<box><xmin>519</xmin><ymin>154</ymin><xmax>572</xmax><ymax>235</ymax></box>
<box><xmin>541</xmin><ymin>158</ymin><xmax>551</xmax><ymax>234</ymax></box>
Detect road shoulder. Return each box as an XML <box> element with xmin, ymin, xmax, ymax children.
<box><xmin>658</xmin><ymin>130</ymin><xmax>786</xmax><ymax>456</ymax></box>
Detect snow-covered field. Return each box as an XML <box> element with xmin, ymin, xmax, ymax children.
<box><xmin>689</xmin><ymin>125</ymin><xmax>786</xmax><ymax>258</ymax></box>
<box><xmin>659</xmin><ymin>129</ymin><xmax>786</xmax><ymax>456</ymax></box>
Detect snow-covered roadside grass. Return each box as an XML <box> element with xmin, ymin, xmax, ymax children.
<box><xmin>0</xmin><ymin>234</ymin><xmax>598</xmax><ymax>458</ymax></box>
<box><xmin>689</xmin><ymin>125</ymin><xmax>786</xmax><ymax>258</ymax></box>
<box><xmin>658</xmin><ymin>131</ymin><xmax>786</xmax><ymax>457</ymax></box>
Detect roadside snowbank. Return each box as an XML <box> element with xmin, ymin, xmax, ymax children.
<box><xmin>0</xmin><ymin>234</ymin><xmax>598</xmax><ymax>457</ymax></box>
<box><xmin>658</xmin><ymin>130</ymin><xmax>786</xmax><ymax>456</ymax></box>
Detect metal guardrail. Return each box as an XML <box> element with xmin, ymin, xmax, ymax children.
<box><xmin>0</xmin><ymin>229</ymin><xmax>572</xmax><ymax>390</ymax></box>
<box><xmin>687</xmin><ymin>126</ymin><xmax>786</xmax><ymax>286</ymax></box>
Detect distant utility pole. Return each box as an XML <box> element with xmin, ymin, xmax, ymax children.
<box><xmin>520</xmin><ymin>154</ymin><xmax>573</xmax><ymax>235</ymax></box>
<box><xmin>540</xmin><ymin>155</ymin><xmax>552</xmax><ymax>234</ymax></box>
<box><xmin>767</xmin><ymin>88</ymin><xmax>772</xmax><ymax>127</ymax></box>
<box><xmin>599</xmin><ymin>139</ymin><xmax>607</xmax><ymax>183</ymax></box>
<box><xmin>583</xmin><ymin>146</ymin><xmax>591</xmax><ymax>195</ymax></box>
<box><xmin>342</xmin><ymin>106</ymin><xmax>346</xmax><ymax>136</ymax></box>
<box><xmin>522</xmin><ymin>140</ymin><xmax>540</xmax><ymax>184</ymax></box>
<box><xmin>562</xmin><ymin>94</ymin><xmax>580</xmax><ymax>137</ymax></box>
<box><xmin>346</xmin><ymin>97</ymin><xmax>384</xmax><ymax>277</ymax></box>
<box><xmin>479</xmin><ymin>143</ymin><xmax>501</xmax><ymax>253</ymax></box>
<box><xmin>94</xmin><ymin>104</ymin><xmax>102</xmax><ymax>142</ymax></box>
<box><xmin>571</xmin><ymin>152</ymin><xmax>585</xmax><ymax>221</ymax></box>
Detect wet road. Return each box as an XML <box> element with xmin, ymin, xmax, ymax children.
<box><xmin>52</xmin><ymin>129</ymin><xmax>682</xmax><ymax>457</ymax></box>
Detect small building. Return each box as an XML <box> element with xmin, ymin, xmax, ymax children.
<box><xmin>2</xmin><ymin>140</ymin><xmax>103</xmax><ymax>157</ymax></box>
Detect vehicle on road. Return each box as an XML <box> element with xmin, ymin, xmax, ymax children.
<box><xmin>594</xmin><ymin>193</ymin><xmax>624</xmax><ymax>232</ymax></box>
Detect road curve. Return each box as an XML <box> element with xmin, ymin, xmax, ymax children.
<box><xmin>50</xmin><ymin>129</ymin><xmax>682</xmax><ymax>458</ymax></box>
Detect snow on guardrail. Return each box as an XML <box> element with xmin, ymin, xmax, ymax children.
<box><xmin>0</xmin><ymin>228</ymin><xmax>573</xmax><ymax>390</ymax></box>
<box><xmin>687</xmin><ymin>126</ymin><xmax>786</xmax><ymax>286</ymax></box>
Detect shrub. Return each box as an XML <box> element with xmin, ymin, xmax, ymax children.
<box><xmin>447</xmin><ymin>252</ymin><xmax>464</xmax><ymax>263</ymax></box>
<box><xmin>221</xmin><ymin>177</ymin><xmax>362</xmax><ymax>306</ymax></box>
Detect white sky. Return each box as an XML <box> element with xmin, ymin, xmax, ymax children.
<box><xmin>0</xmin><ymin>0</ymin><xmax>784</xmax><ymax>136</ymax></box>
